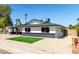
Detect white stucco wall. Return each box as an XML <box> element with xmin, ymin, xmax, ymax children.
<box><xmin>49</xmin><ymin>26</ymin><xmax>57</xmax><ymax>34</ymax></box>
<box><xmin>30</xmin><ymin>26</ymin><xmax>58</xmax><ymax>34</ymax></box>
<box><xmin>30</xmin><ymin>27</ymin><xmax>41</xmax><ymax>33</ymax></box>
<box><xmin>22</xmin><ymin>27</ymin><xmax>25</xmax><ymax>32</ymax></box>
<box><xmin>55</xmin><ymin>27</ymin><xmax>63</xmax><ymax>37</ymax></box>
<box><xmin>22</xmin><ymin>26</ymin><xmax>64</xmax><ymax>37</ymax></box>
<box><xmin>6</xmin><ymin>28</ymin><xmax>13</xmax><ymax>32</ymax></box>
<box><xmin>49</xmin><ymin>26</ymin><xmax>63</xmax><ymax>37</ymax></box>
<box><xmin>6</xmin><ymin>27</ymin><xmax>11</xmax><ymax>32</ymax></box>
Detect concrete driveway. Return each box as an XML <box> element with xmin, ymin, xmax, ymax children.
<box><xmin>0</xmin><ymin>49</ymin><xmax>11</xmax><ymax>54</ymax></box>
<box><xmin>0</xmin><ymin>34</ymin><xmax>72</xmax><ymax>54</ymax></box>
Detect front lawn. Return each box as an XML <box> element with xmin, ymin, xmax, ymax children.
<box><xmin>7</xmin><ymin>36</ymin><xmax>43</xmax><ymax>43</ymax></box>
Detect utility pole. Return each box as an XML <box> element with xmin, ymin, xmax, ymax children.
<box><xmin>25</xmin><ymin>13</ymin><xmax>27</xmax><ymax>24</ymax></box>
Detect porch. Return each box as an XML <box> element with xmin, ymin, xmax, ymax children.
<box><xmin>22</xmin><ymin>33</ymin><xmax>56</xmax><ymax>38</ymax></box>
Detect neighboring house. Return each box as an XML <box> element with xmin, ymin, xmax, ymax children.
<box><xmin>7</xmin><ymin>19</ymin><xmax>67</xmax><ymax>38</ymax></box>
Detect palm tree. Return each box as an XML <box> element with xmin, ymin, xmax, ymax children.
<box><xmin>25</xmin><ymin>13</ymin><xmax>27</xmax><ymax>23</ymax></box>
<box><xmin>15</xmin><ymin>18</ymin><xmax>21</xmax><ymax>34</ymax></box>
<box><xmin>47</xmin><ymin>18</ymin><xmax>50</xmax><ymax>23</ymax></box>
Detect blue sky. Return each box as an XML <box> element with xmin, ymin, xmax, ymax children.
<box><xmin>10</xmin><ymin>4</ymin><xmax>79</xmax><ymax>27</ymax></box>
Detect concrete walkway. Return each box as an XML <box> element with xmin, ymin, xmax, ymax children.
<box><xmin>0</xmin><ymin>34</ymin><xmax>72</xmax><ymax>54</ymax></box>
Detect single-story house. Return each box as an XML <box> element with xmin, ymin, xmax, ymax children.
<box><xmin>7</xmin><ymin>19</ymin><xmax>67</xmax><ymax>38</ymax></box>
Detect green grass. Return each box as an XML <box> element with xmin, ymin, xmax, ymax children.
<box><xmin>7</xmin><ymin>36</ymin><xmax>43</xmax><ymax>43</ymax></box>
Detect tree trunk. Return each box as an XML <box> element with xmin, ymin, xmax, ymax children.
<box><xmin>4</xmin><ymin>27</ymin><xmax>6</xmax><ymax>34</ymax></box>
<box><xmin>16</xmin><ymin>27</ymin><xmax>18</xmax><ymax>35</ymax></box>
<box><xmin>21</xmin><ymin>27</ymin><xmax>22</xmax><ymax>35</ymax></box>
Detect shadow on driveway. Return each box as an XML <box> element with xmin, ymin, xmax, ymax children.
<box><xmin>0</xmin><ymin>49</ymin><xmax>12</xmax><ymax>54</ymax></box>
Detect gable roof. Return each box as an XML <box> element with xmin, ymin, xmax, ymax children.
<box><xmin>25</xmin><ymin>19</ymin><xmax>44</xmax><ymax>25</ymax></box>
<box><xmin>22</xmin><ymin>19</ymin><xmax>65</xmax><ymax>27</ymax></box>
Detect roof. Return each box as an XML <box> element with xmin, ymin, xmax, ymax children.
<box><xmin>22</xmin><ymin>19</ymin><xmax>65</xmax><ymax>27</ymax></box>
<box><xmin>8</xmin><ymin>19</ymin><xmax>65</xmax><ymax>28</ymax></box>
<box><xmin>24</xmin><ymin>19</ymin><xmax>44</xmax><ymax>25</ymax></box>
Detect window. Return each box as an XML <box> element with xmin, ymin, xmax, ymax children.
<box><xmin>28</xmin><ymin>28</ymin><xmax>30</xmax><ymax>32</ymax></box>
<box><xmin>61</xmin><ymin>29</ymin><xmax>64</xmax><ymax>32</ymax></box>
<box><xmin>41</xmin><ymin>27</ymin><xmax>49</xmax><ymax>33</ymax></box>
<box><xmin>46</xmin><ymin>27</ymin><xmax>49</xmax><ymax>32</ymax></box>
<box><xmin>41</xmin><ymin>28</ymin><xmax>45</xmax><ymax>32</ymax></box>
<box><xmin>25</xmin><ymin>28</ymin><xmax>30</xmax><ymax>32</ymax></box>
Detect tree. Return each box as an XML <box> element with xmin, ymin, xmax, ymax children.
<box><xmin>0</xmin><ymin>5</ymin><xmax>13</xmax><ymax>26</ymax></box>
<box><xmin>15</xmin><ymin>18</ymin><xmax>21</xmax><ymax>26</ymax></box>
<box><xmin>0</xmin><ymin>5</ymin><xmax>13</xmax><ymax>34</ymax></box>
<box><xmin>15</xmin><ymin>18</ymin><xmax>21</xmax><ymax>34</ymax></box>
<box><xmin>6</xmin><ymin>15</ymin><xmax>13</xmax><ymax>26</ymax></box>
<box><xmin>77</xmin><ymin>18</ymin><xmax>79</xmax><ymax>24</ymax></box>
<box><xmin>0</xmin><ymin>5</ymin><xmax>11</xmax><ymax>16</ymax></box>
<box><xmin>47</xmin><ymin>18</ymin><xmax>50</xmax><ymax>23</ymax></box>
<box><xmin>0</xmin><ymin>16</ymin><xmax>9</xmax><ymax>33</ymax></box>
<box><xmin>68</xmin><ymin>24</ymin><xmax>72</xmax><ymax>29</ymax></box>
